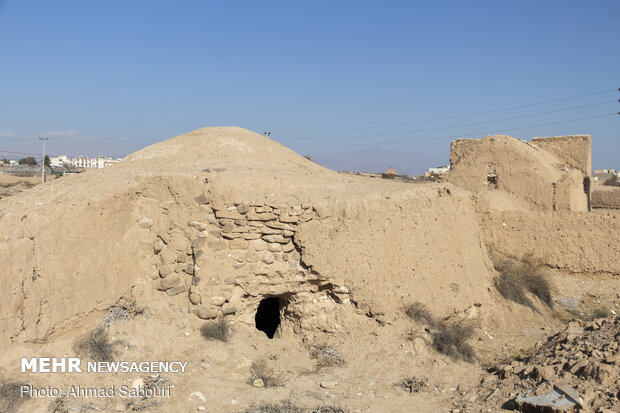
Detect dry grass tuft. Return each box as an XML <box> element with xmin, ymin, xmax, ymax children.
<box><xmin>245</xmin><ymin>400</ymin><xmax>305</xmax><ymax>413</ymax></box>
<box><xmin>492</xmin><ymin>253</ymin><xmax>553</xmax><ymax>312</ymax></box>
<box><xmin>404</xmin><ymin>302</ymin><xmax>436</xmax><ymax>327</ymax></box>
<box><xmin>47</xmin><ymin>397</ymin><xmax>68</xmax><ymax>413</ymax></box>
<box><xmin>395</xmin><ymin>376</ymin><xmax>427</xmax><ymax>393</ymax></box>
<box><xmin>245</xmin><ymin>401</ymin><xmax>348</xmax><ymax>413</ymax></box>
<box><xmin>431</xmin><ymin>320</ymin><xmax>476</xmax><ymax>362</ymax></box>
<box><xmin>249</xmin><ymin>358</ymin><xmax>285</xmax><ymax>387</ymax></box>
<box><xmin>200</xmin><ymin>319</ymin><xmax>232</xmax><ymax>342</ymax></box>
<box><xmin>0</xmin><ymin>378</ymin><xmax>30</xmax><ymax>413</ymax></box>
<box><xmin>403</xmin><ymin>302</ymin><xmax>477</xmax><ymax>362</ymax></box>
<box><xmin>73</xmin><ymin>327</ymin><xmax>122</xmax><ymax>362</ymax></box>
<box><xmin>309</xmin><ymin>344</ymin><xmax>346</xmax><ymax>370</ymax></box>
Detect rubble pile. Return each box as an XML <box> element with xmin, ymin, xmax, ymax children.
<box><xmin>470</xmin><ymin>315</ymin><xmax>619</xmax><ymax>412</ymax></box>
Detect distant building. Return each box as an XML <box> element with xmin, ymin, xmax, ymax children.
<box><xmin>592</xmin><ymin>170</ymin><xmax>617</xmax><ymax>185</ymax></box>
<box><xmin>49</xmin><ymin>155</ymin><xmax>68</xmax><ymax>167</ymax></box>
<box><xmin>425</xmin><ymin>165</ymin><xmax>450</xmax><ymax>176</ymax></box>
<box><xmin>383</xmin><ymin>166</ymin><xmax>397</xmax><ymax>179</ymax></box>
<box><xmin>50</xmin><ymin>155</ymin><xmax>121</xmax><ymax>169</ymax></box>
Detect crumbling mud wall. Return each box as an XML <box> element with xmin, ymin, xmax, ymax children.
<box><xmin>529</xmin><ymin>135</ymin><xmax>591</xmax><ymax>175</ymax></box>
<box><xmin>0</xmin><ymin>184</ymin><xmax>154</xmax><ymax>346</ymax></box>
<box><xmin>294</xmin><ymin>187</ymin><xmax>495</xmax><ymax>320</ymax></box>
<box><xmin>446</xmin><ymin>135</ymin><xmax>589</xmax><ymax>212</ymax></box>
<box><xmin>144</xmin><ymin>196</ymin><xmax>354</xmax><ymax>338</ymax></box>
<box><xmin>592</xmin><ymin>186</ymin><xmax>620</xmax><ymax>209</ymax></box>
<box><xmin>480</xmin><ymin>211</ymin><xmax>620</xmax><ymax>276</ymax></box>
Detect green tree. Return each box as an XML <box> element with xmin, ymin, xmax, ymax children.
<box><xmin>0</xmin><ymin>158</ymin><xmax>9</xmax><ymax>165</ymax></box>
<box><xmin>18</xmin><ymin>157</ymin><xmax>37</xmax><ymax>166</ymax></box>
<box><xmin>44</xmin><ymin>155</ymin><xmax>51</xmax><ymax>166</ymax></box>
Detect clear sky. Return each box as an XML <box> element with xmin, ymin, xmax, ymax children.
<box><xmin>1</xmin><ymin>0</ymin><xmax>618</xmax><ymax>174</ymax></box>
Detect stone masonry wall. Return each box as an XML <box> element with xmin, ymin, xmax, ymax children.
<box><xmin>144</xmin><ymin>199</ymin><xmax>351</xmax><ymax>332</ymax></box>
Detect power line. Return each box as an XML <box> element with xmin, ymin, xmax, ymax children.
<box><xmin>278</xmin><ymin>100</ymin><xmax>616</xmax><ymax>141</ymax></box>
<box><xmin>287</xmin><ymin>112</ymin><xmax>617</xmax><ymax>147</ymax></box>
<box><xmin>275</xmin><ymin>88</ymin><xmax>617</xmax><ymax>134</ymax></box>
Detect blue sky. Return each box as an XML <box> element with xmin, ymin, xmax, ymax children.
<box><xmin>0</xmin><ymin>0</ymin><xmax>618</xmax><ymax>174</ymax></box>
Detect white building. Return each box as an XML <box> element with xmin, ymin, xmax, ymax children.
<box><xmin>51</xmin><ymin>155</ymin><xmax>121</xmax><ymax>169</ymax></box>
<box><xmin>49</xmin><ymin>155</ymin><xmax>68</xmax><ymax>167</ymax></box>
<box><xmin>426</xmin><ymin>165</ymin><xmax>450</xmax><ymax>176</ymax></box>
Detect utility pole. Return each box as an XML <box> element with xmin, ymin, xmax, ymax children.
<box><xmin>39</xmin><ymin>137</ymin><xmax>48</xmax><ymax>183</ymax></box>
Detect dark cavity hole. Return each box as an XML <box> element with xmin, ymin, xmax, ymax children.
<box><xmin>255</xmin><ymin>297</ymin><xmax>281</xmax><ymax>339</ymax></box>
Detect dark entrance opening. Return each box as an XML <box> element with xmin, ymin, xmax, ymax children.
<box><xmin>255</xmin><ymin>297</ymin><xmax>281</xmax><ymax>339</ymax></box>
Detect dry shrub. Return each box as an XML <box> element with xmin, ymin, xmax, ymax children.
<box><xmin>310</xmin><ymin>408</ymin><xmax>348</xmax><ymax>413</ymax></box>
<box><xmin>245</xmin><ymin>400</ymin><xmax>304</xmax><ymax>413</ymax></box>
<box><xmin>245</xmin><ymin>401</ymin><xmax>348</xmax><ymax>413</ymax></box>
<box><xmin>562</xmin><ymin>305</ymin><xmax>612</xmax><ymax>322</ymax></box>
<box><xmin>395</xmin><ymin>376</ymin><xmax>427</xmax><ymax>393</ymax></box>
<box><xmin>47</xmin><ymin>397</ymin><xmax>68</xmax><ymax>413</ymax></box>
<box><xmin>73</xmin><ymin>327</ymin><xmax>121</xmax><ymax>362</ymax></box>
<box><xmin>309</xmin><ymin>344</ymin><xmax>346</xmax><ymax>370</ymax></box>
<box><xmin>249</xmin><ymin>358</ymin><xmax>285</xmax><ymax>387</ymax></box>
<box><xmin>403</xmin><ymin>303</ymin><xmax>477</xmax><ymax>362</ymax></box>
<box><xmin>431</xmin><ymin>320</ymin><xmax>476</xmax><ymax>362</ymax></box>
<box><xmin>97</xmin><ymin>304</ymin><xmax>149</xmax><ymax>330</ymax></box>
<box><xmin>492</xmin><ymin>253</ymin><xmax>553</xmax><ymax>311</ymax></box>
<box><xmin>404</xmin><ymin>302</ymin><xmax>436</xmax><ymax>327</ymax></box>
<box><xmin>200</xmin><ymin>319</ymin><xmax>231</xmax><ymax>342</ymax></box>
<box><xmin>0</xmin><ymin>378</ymin><xmax>30</xmax><ymax>413</ymax></box>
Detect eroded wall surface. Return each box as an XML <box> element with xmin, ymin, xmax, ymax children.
<box><xmin>592</xmin><ymin>186</ymin><xmax>620</xmax><ymax>209</ymax></box>
<box><xmin>480</xmin><ymin>211</ymin><xmax>620</xmax><ymax>276</ymax></box>
<box><xmin>529</xmin><ymin>135</ymin><xmax>591</xmax><ymax>175</ymax></box>
<box><xmin>446</xmin><ymin>135</ymin><xmax>589</xmax><ymax>212</ymax></box>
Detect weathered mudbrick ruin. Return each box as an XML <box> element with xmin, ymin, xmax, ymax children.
<box><xmin>1</xmin><ymin>127</ymin><xmax>618</xmax><ymax>412</ymax></box>
<box><xmin>145</xmin><ymin>199</ymin><xmax>350</xmax><ymax>338</ymax></box>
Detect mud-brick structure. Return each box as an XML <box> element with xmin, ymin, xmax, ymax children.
<box><xmin>445</xmin><ymin>135</ymin><xmax>591</xmax><ymax>212</ymax></box>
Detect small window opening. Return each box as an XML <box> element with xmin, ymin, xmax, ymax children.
<box><xmin>255</xmin><ymin>297</ymin><xmax>281</xmax><ymax>339</ymax></box>
<box><xmin>487</xmin><ymin>173</ymin><xmax>498</xmax><ymax>189</ymax></box>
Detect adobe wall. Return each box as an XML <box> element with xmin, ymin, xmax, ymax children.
<box><xmin>480</xmin><ymin>211</ymin><xmax>620</xmax><ymax>276</ymax></box>
<box><xmin>446</xmin><ymin>135</ymin><xmax>588</xmax><ymax>211</ymax></box>
<box><xmin>591</xmin><ymin>186</ymin><xmax>620</xmax><ymax>209</ymax></box>
<box><xmin>529</xmin><ymin>135</ymin><xmax>591</xmax><ymax>175</ymax></box>
<box><xmin>146</xmin><ymin>186</ymin><xmax>496</xmax><ymax>334</ymax></box>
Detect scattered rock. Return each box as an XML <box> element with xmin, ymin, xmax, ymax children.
<box><xmin>138</xmin><ymin>217</ymin><xmax>153</xmax><ymax>228</ymax></box>
<box><xmin>222</xmin><ymin>304</ymin><xmax>237</xmax><ymax>315</ymax></box>
<box><xmin>209</xmin><ymin>296</ymin><xmax>226</xmax><ymax>306</ymax></box>
<box><xmin>153</xmin><ymin>239</ymin><xmax>165</xmax><ymax>254</ymax></box>
<box><xmin>161</xmin><ymin>273</ymin><xmax>181</xmax><ymax>289</ymax></box>
<box><xmin>166</xmin><ymin>284</ymin><xmax>186</xmax><ymax>296</ymax></box>
<box><xmin>320</xmin><ymin>381</ymin><xmax>338</xmax><ymax>389</ymax></box>
<box><xmin>252</xmin><ymin>378</ymin><xmax>264</xmax><ymax>387</ymax></box>
<box><xmin>189</xmin><ymin>293</ymin><xmax>201</xmax><ymax>305</ymax></box>
<box><xmin>157</xmin><ymin>230</ymin><xmax>171</xmax><ymax>244</ymax></box>
<box><xmin>188</xmin><ymin>391</ymin><xmax>207</xmax><ymax>402</ymax></box>
<box><xmin>196</xmin><ymin>305</ymin><xmax>219</xmax><ymax>319</ymax></box>
<box><xmin>159</xmin><ymin>265</ymin><xmax>173</xmax><ymax>277</ymax></box>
